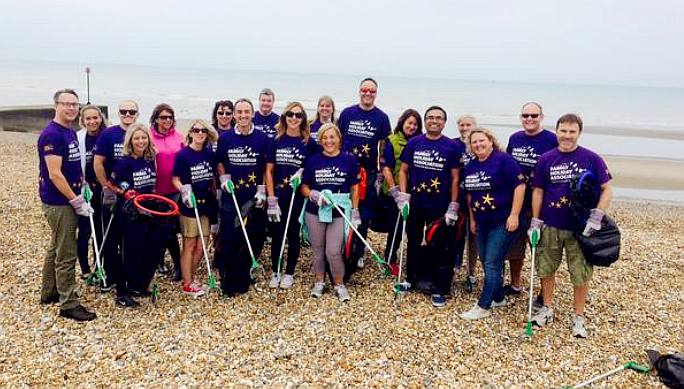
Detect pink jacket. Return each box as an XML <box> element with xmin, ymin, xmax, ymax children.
<box><xmin>150</xmin><ymin>126</ymin><xmax>184</xmax><ymax>195</ymax></box>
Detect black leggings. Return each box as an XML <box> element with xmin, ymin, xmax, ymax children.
<box><xmin>269</xmin><ymin>194</ymin><xmax>304</xmax><ymax>275</ymax></box>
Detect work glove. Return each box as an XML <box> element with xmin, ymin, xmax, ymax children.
<box><xmin>388</xmin><ymin>185</ymin><xmax>400</xmax><ymax>203</ymax></box>
<box><xmin>289</xmin><ymin>168</ymin><xmax>303</xmax><ymax>190</ymax></box>
<box><xmin>351</xmin><ymin>208</ymin><xmax>362</xmax><ymax>228</ymax></box>
<box><xmin>219</xmin><ymin>174</ymin><xmax>234</xmax><ymax>193</ymax></box>
<box><xmin>69</xmin><ymin>194</ymin><xmax>94</xmax><ymax>217</ymax></box>
<box><xmin>102</xmin><ymin>186</ymin><xmax>117</xmax><ymax>206</ymax></box>
<box><xmin>254</xmin><ymin>185</ymin><xmax>267</xmax><ymax>208</ymax></box>
<box><xmin>396</xmin><ymin>191</ymin><xmax>411</xmax><ymax>219</ymax></box>
<box><xmin>308</xmin><ymin>190</ymin><xmax>329</xmax><ymax>207</ymax></box>
<box><xmin>267</xmin><ymin>196</ymin><xmax>281</xmax><ymax>223</ymax></box>
<box><xmin>180</xmin><ymin>184</ymin><xmax>193</xmax><ymax>208</ymax></box>
<box><xmin>374</xmin><ymin>174</ymin><xmax>384</xmax><ymax>195</ymax></box>
<box><xmin>582</xmin><ymin>208</ymin><xmax>605</xmax><ymax>237</ymax></box>
<box><xmin>445</xmin><ymin>201</ymin><xmax>459</xmax><ymax>226</ymax></box>
<box><xmin>527</xmin><ymin>217</ymin><xmax>544</xmax><ymax>245</ymax></box>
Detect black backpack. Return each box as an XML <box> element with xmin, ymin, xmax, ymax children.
<box><xmin>647</xmin><ymin>350</ymin><xmax>684</xmax><ymax>389</ymax></box>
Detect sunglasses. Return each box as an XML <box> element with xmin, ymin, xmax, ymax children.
<box><xmin>360</xmin><ymin>88</ymin><xmax>377</xmax><ymax>95</ymax></box>
<box><xmin>158</xmin><ymin>115</ymin><xmax>174</xmax><ymax>121</ymax></box>
<box><xmin>285</xmin><ymin>111</ymin><xmax>305</xmax><ymax>119</ymax></box>
<box><xmin>191</xmin><ymin>127</ymin><xmax>208</xmax><ymax>134</ymax></box>
<box><xmin>521</xmin><ymin>113</ymin><xmax>540</xmax><ymax>119</ymax></box>
<box><xmin>119</xmin><ymin>109</ymin><xmax>138</xmax><ymax>116</ymax></box>
<box><xmin>216</xmin><ymin>111</ymin><xmax>233</xmax><ymax>116</ymax></box>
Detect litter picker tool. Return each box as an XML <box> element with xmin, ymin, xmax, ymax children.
<box><xmin>82</xmin><ymin>184</ymin><xmax>107</xmax><ymax>287</ymax></box>
<box><xmin>525</xmin><ymin>228</ymin><xmax>540</xmax><ymax>337</ymax></box>
<box><xmin>562</xmin><ymin>361</ymin><xmax>650</xmax><ymax>389</ymax></box>
<box><xmin>228</xmin><ymin>185</ymin><xmax>264</xmax><ymax>283</ymax></box>
<box><xmin>191</xmin><ymin>193</ymin><xmax>217</xmax><ymax>293</ymax></box>
<box><xmin>90</xmin><ymin>182</ymin><xmax>130</xmax><ymax>284</ymax></box>
<box><xmin>274</xmin><ymin>188</ymin><xmax>298</xmax><ymax>304</ymax></box>
<box><xmin>394</xmin><ymin>205</ymin><xmax>410</xmax><ymax>300</ymax></box>
<box><xmin>323</xmin><ymin>193</ymin><xmax>389</xmax><ymax>276</ymax></box>
<box><xmin>385</xmin><ymin>212</ymin><xmax>401</xmax><ymax>267</ymax></box>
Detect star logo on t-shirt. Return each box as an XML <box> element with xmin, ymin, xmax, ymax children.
<box><xmin>430</xmin><ymin>177</ymin><xmax>440</xmax><ymax>189</ymax></box>
<box><xmin>361</xmin><ymin>144</ymin><xmax>370</xmax><ymax>155</ymax></box>
<box><xmin>248</xmin><ymin>172</ymin><xmax>257</xmax><ymax>183</ymax></box>
<box><xmin>559</xmin><ymin>196</ymin><xmax>568</xmax><ymax>204</ymax></box>
<box><xmin>482</xmin><ymin>193</ymin><xmax>494</xmax><ymax>205</ymax></box>
<box><xmin>238</xmin><ymin>178</ymin><xmax>245</xmax><ymax>188</ymax></box>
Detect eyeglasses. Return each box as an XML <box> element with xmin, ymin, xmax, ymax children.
<box><xmin>521</xmin><ymin>113</ymin><xmax>540</xmax><ymax>119</ymax></box>
<box><xmin>360</xmin><ymin>88</ymin><xmax>377</xmax><ymax>95</ymax></box>
<box><xmin>158</xmin><ymin>115</ymin><xmax>174</xmax><ymax>121</ymax></box>
<box><xmin>285</xmin><ymin>111</ymin><xmax>305</xmax><ymax>119</ymax></box>
<box><xmin>216</xmin><ymin>111</ymin><xmax>233</xmax><ymax>116</ymax></box>
<box><xmin>426</xmin><ymin>115</ymin><xmax>445</xmax><ymax>121</ymax></box>
<box><xmin>56</xmin><ymin>101</ymin><xmax>80</xmax><ymax>108</ymax></box>
<box><xmin>119</xmin><ymin>109</ymin><xmax>138</xmax><ymax>116</ymax></box>
<box><xmin>191</xmin><ymin>127</ymin><xmax>208</xmax><ymax>133</ymax></box>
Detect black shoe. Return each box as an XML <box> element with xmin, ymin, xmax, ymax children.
<box><xmin>130</xmin><ymin>289</ymin><xmax>151</xmax><ymax>298</ymax></box>
<box><xmin>99</xmin><ymin>283</ymin><xmax>114</xmax><ymax>293</ymax></box>
<box><xmin>503</xmin><ymin>284</ymin><xmax>522</xmax><ymax>296</ymax></box>
<box><xmin>59</xmin><ymin>305</ymin><xmax>96</xmax><ymax>321</ymax></box>
<box><xmin>532</xmin><ymin>293</ymin><xmax>544</xmax><ymax>312</ymax></box>
<box><xmin>40</xmin><ymin>295</ymin><xmax>59</xmax><ymax>305</ymax></box>
<box><xmin>116</xmin><ymin>295</ymin><xmax>140</xmax><ymax>308</ymax></box>
<box><xmin>172</xmin><ymin>268</ymin><xmax>182</xmax><ymax>282</ymax></box>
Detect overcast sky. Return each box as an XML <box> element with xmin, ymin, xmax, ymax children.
<box><xmin>2</xmin><ymin>0</ymin><xmax>683</xmax><ymax>88</ymax></box>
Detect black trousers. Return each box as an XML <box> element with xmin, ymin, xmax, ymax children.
<box><xmin>269</xmin><ymin>193</ymin><xmax>304</xmax><ymax>275</ymax></box>
<box><xmin>122</xmin><ymin>217</ymin><xmax>168</xmax><ymax>295</ymax></box>
<box><xmin>102</xmin><ymin>203</ymin><xmax>124</xmax><ymax>292</ymax></box>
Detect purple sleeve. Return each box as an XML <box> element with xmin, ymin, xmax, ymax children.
<box><xmin>266</xmin><ymin>140</ymin><xmax>277</xmax><ymax>164</ymax></box>
<box><xmin>302</xmin><ymin>158</ymin><xmax>314</xmax><ymax>186</ymax></box>
<box><xmin>452</xmin><ymin>141</ymin><xmax>465</xmax><ymax>169</ymax></box>
<box><xmin>503</xmin><ymin>156</ymin><xmax>524</xmax><ymax>188</ymax></box>
<box><xmin>94</xmin><ymin>132</ymin><xmax>109</xmax><ymax>157</ymax></box>
<box><xmin>348</xmin><ymin>156</ymin><xmax>361</xmax><ymax>186</ymax></box>
<box><xmin>172</xmin><ymin>151</ymin><xmax>185</xmax><ymax>178</ymax></box>
<box><xmin>41</xmin><ymin>132</ymin><xmax>65</xmax><ymax>157</ymax></box>
<box><xmin>381</xmin><ymin>141</ymin><xmax>395</xmax><ymax>168</ymax></box>
<box><xmin>399</xmin><ymin>140</ymin><xmax>414</xmax><ymax>165</ymax></box>
<box><xmin>532</xmin><ymin>156</ymin><xmax>547</xmax><ymax>189</ymax></box>
<box><xmin>380</xmin><ymin>113</ymin><xmax>391</xmax><ymax>139</ymax></box>
<box><xmin>338</xmin><ymin>109</ymin><xmax>349</xmax><ymax>135</ymax></box>
<box><xmin>592</xmin><ymin>154</ymin><xmax>612</xmax><ymax>185</ymax></box>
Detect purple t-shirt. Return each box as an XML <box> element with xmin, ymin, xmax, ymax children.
<box><xmin>309</xmin><ymin>119</ymin><xmax>324</xmax><ymax>142</ymax></box>
<box><xmin>532</xmin><ymin>146</ymin><xmax>612</xmax><ymax>230</ymax></box>
<box><xmin>266</xmin><ymin>134</ymin><xmax>319</xmax><ymax>198</ymax></box>
<box><xmin>302</xmin><ymin>152</ymin><xmax>360</xmax><ymax>215</ymax></box>
<box><xmin>507</xmin><ymin>129</ymin><xmax>558</xmax><ymax>209</ymax></box>
<box><xmin>454</xmin><ymin>138</ymin><xmax>474</xmax><ymax>167</ymax></box>
<box><xmin>93</xmin><ymin>125</ymin><xmax>126</xmax><ymax>176</ymax></box>
<box><xmin>84</xmin><ymin>133</ymin><xmax>99</xmax><ymax>186</ymax></box>
<box><xmin>38</xmin><ymin>121</ymin><xmax>83</xmax><ymax>206</ymax></box>
<box><xmin>173</xmin><ymin>146</ymin><xmax>216</xmax><ymax>217</ymax></box>
<box><xmin>381</xmin><ymin>140</ymin><xmax>396</xmax><ymax>169</ymax></box>
<box><xmin>463</xmin><ymin>151</ymin><xmax>524</xmax><ymax>225</ymax></box>
<box><xmin>400</xmin><ymin>134</ymin><xmax>464</xmax><ymax>211</ymax></box>
<box><xmin>216</xmin><ymin>129</ymin><xmax>272</xmax><ymax>204</ymax></box>
<box><xmin>338</xmin><ymin>105</ymin><xmax>391</xmax><ymax>171</ymax></box>
<box><xmin>112</xmin><ymin>156</ymin><xmax>156</xmax><ymax>194</ymax></box>
<box><xmin>253</xmin><ymin>112</ymin><xmax>280</xmax><ymax>139</ymax></box>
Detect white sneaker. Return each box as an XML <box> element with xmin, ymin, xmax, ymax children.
<box><xmin>334</xmin><ymin>284</ymin><xmax>351</xmax><ymax>302</ymax></box>
<box><xmin>269</xmin><ymin>274</ymin><xmax>280</xmax><ymax>289</ymax></box>
<box><xmin>357</xmin><ymin>257</ymin><xmax>365</xmax><ymax>269</ymax></box>
<box><xmin>460</xmin><ymin>304</ymin><xmax>492</xmax><ymax>320</ymax></box>
<box><xmin>572</xmin><ymin>314</ymin><xmax>588</xmax><ymax>338</ymax></box>
<box><xmin>310</xmin><ymin>282</ymin><xmax>325</xmax><ymax>298</ymax></box>
<box><xmin>531</xmin><ymin>306</ymin><xmax>554</xmax><ymax>327</ymax></box>
<box><xmin>280</xmin><ymin>274</ymin><xmax>294</xmax><ymax>289</ymax></box>
<box><xmin>491</xmin><ymin>298</ymin><xmax>507</xmax><ymax>308</ymax></box>
<box><xmin>191</xmin><ymin>280</ymin><xmax>208</xmax><ymax>292</ymax></box>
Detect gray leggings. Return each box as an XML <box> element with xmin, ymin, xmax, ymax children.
<box><xmin>305</xmin><ymin>212</ymin><xmax>345</xmax><ymax>280</ymax></box>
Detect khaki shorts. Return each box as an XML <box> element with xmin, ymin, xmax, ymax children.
<box><xmin>536</xmin><ymin>226</ymin><xmax>593</xmax><ymax>287</ymax></box>
<box><xmin>180</xmin><ymin>215</ymin><xmax>210</xmax><ymax>238</ymax></box>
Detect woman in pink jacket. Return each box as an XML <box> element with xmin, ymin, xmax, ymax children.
<box><xmin>150</xmin><ymin>103</ymin><xmax>185</xmax><ymax>280</ymax></box>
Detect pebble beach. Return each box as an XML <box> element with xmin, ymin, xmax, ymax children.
<box><xmin>0</xmin><ymin>130</ymin><xmax>682</xmax><ymax>388</ymax></box>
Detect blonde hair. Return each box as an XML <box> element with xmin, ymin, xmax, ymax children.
<box><xmin>317</xmin><ymin>123</ymin><xmax>342</xmax><ymax>147</ymax></box>
<box><xmin>457</xmin><ymin>114</ymin><xmax>477</xmax><ymax>126</ymax></box>
<box><xmin>185</xmin><ymin>119</ymin><xmax>218</xmax><ymax>147</ymax></box>
<box><xmin>312</xmin><ymin>95</ymin><xmax>337</xmax><ymax>126</ymax></box>
<box><xmin>123</xmin><ymin>123</ymin><xmax>157</xmax><ymax>161</ymax></box>
<box><xmin>468</xmin><ymin>127</ymin><xmax>502</xmax><ymax>152</ymax></box>
<box><xmin>79</xmin><ymin>104</ymin><xmax>109</xmax><ymax>130</ymax></box>
<box><xmin>275</xmin><ymin>101</ymin><xmax>311</xmax><ymax>143</ymax></box>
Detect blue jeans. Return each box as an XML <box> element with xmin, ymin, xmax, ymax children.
<box><xmin>476</xmin><ymin>222</ymin><xmax>517</xmax><ymax>309</ymax></box>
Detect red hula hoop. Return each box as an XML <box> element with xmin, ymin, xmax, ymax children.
<box><xmin>133</xmin><ymin>193</ymin><xmax>179</xmax><ymax>217</ymax></box>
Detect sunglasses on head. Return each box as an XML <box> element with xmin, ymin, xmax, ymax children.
<box><xmin>216</xmin><ymin>111</ymin><xmax>233</xmax><ymax>116</ymax></box>
<box><xmin>521</xmin><ymin>113</ymin><xmax>540</xmax><ymax>119</ymax></box>
<box><xmin>191</xmin><ymin>127</ymin><xmax>208</xmax><ymax>134</ymax></box>
<box><xmin>285</xmin><ymin>111</ymin><xmax>305</xmax><ymax>119</ymax></box>
<box><xmin>119</xmin><ymin>109</ymin><xmax>138</xmax><ymax>116</ymax></box>
<box><xmin>158</xmin><ymin>115</ymin><xmax>174</xmax><ymax>121</ymax></box>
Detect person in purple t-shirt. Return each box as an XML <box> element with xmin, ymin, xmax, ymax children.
<box><xmin>529</xmin><ymin>113</ymin><xmax>612</xmax><ymax>338</ymax></box>
<box><xmin>110</xmin><ymin>123</ymin><xmax>163</xmax><ymax>308</ymax></box>
<box><xmin>216</xmin><ymin>98</ymin><xmax>271</xmax><ymax>295</ymax></box>
<box><xmin>398</xmin><ymin>106</ymin><xmax>463</xmax><ymax>308</ymax></box>
<box><xmin>38</xmin><ymin>89</ymin><xmax>96</xmax><ymax>321</ymax></box>
<box><xmin>504</xmin><ymin>102</ymin><xmax>558</xmax><ymax>297</ymax></box>
<box><xmin>338</xmin><ymin>77</ymin><xmax>392</xmax><ymax>272</ymax></box>
<box><xmin>265</xmin><ymin>102</ymin><xmax>319</xmax><ymax>290</ymax></box>
<box><xmin>76</xmin><ymin>104</ymin><xmax>108</xmax><ymax>280</ymax></box>
<box><xmin>309</xmin><ymin>95</ymin><xmax>337</xmax><ymax>142</ymax></box>
<box><xmin>172</xmin><ymin>119</ymin><xmax>219</xmax><ymax>298</ymax></box>
<box><xmin>252</xmin><ymin>88</ymin><xmax>280</xmax><ymax>139</ymax></box>
<box><xmin>459</xmin><ymin>128</ymin><xmax>525</xmax><ymax>321</ymax></box>
<box><xmin>93</xmin><ymin>100</ymin><xmax>140</xmax><ymax>293</ymax></box>
<box><xmin>212</xmin><ymin>100</ymin><xmax>235</xmax><ymax>136</ymax></box>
